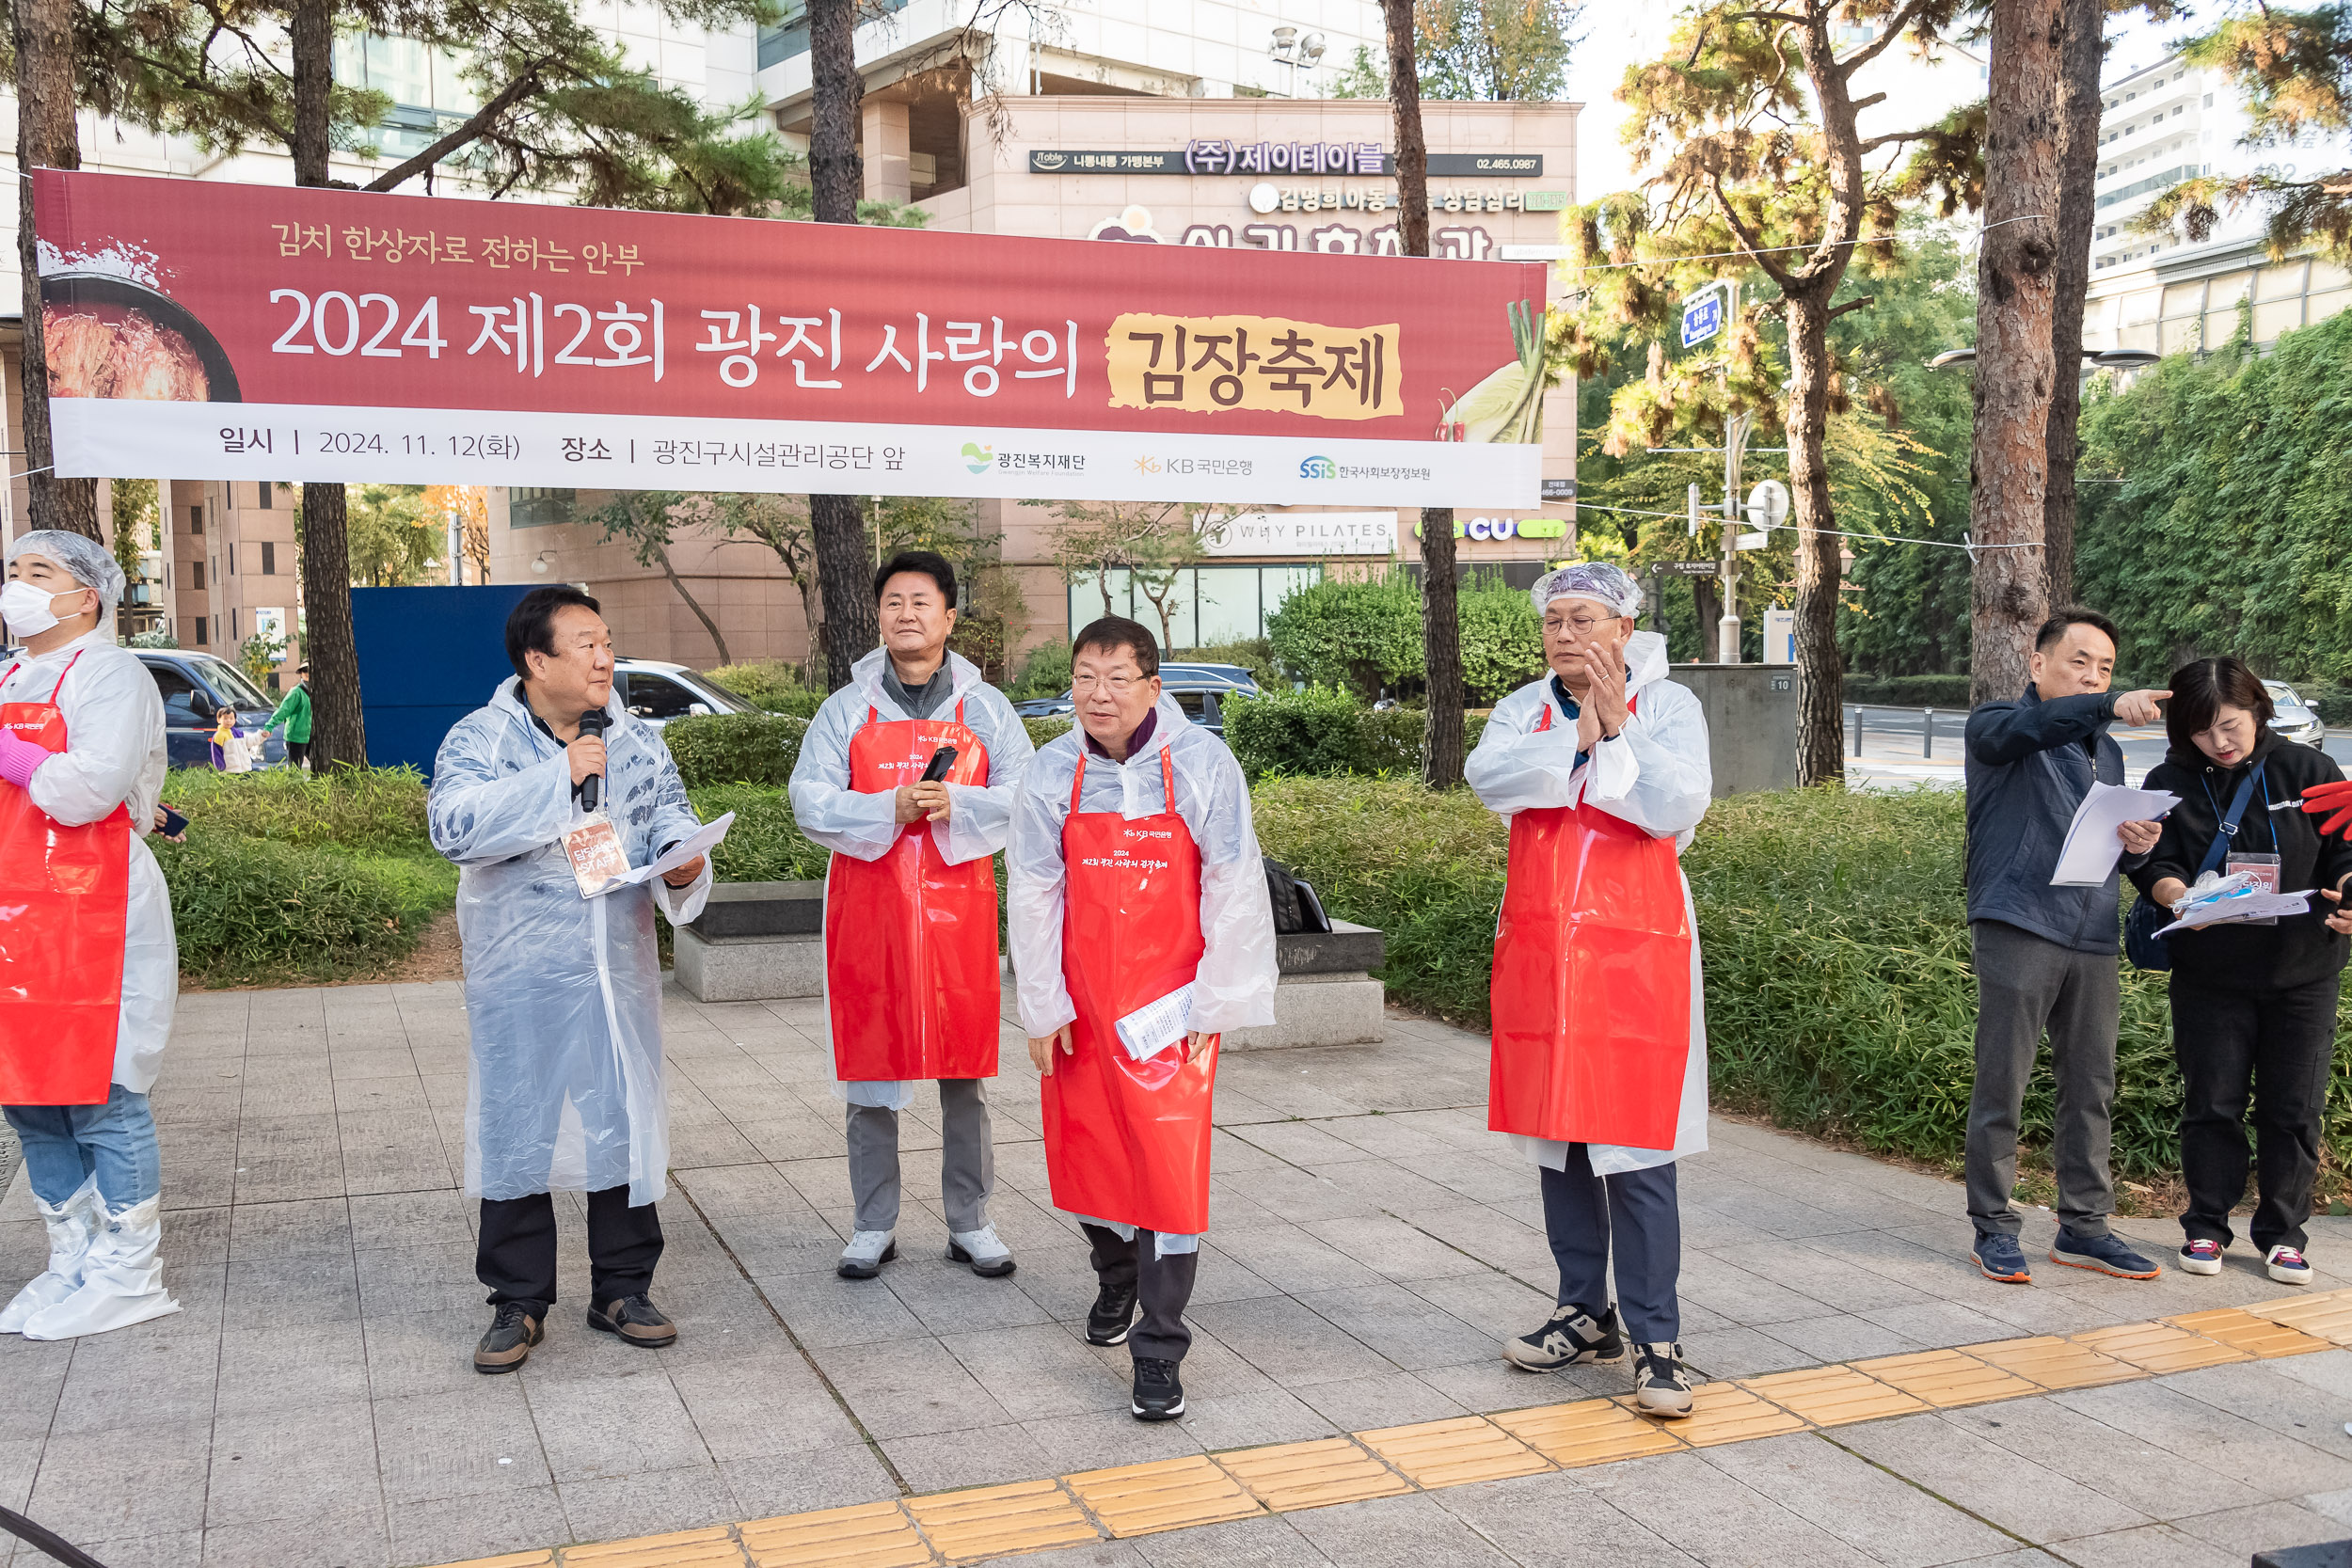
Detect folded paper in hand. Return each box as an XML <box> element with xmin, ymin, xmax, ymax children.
<box><xmin>2154</xmin><ymin>887</ymin><xmax>2314</xmax><ymax>936</ymax></box>
<box><xmin>582</xmin><ymin>812</ymin><xmax>734</xmax><ymax>897</ymax></box>
<box><xmin>2050</xmin><ymin>783</ymin><xmax>2179</xmax><ymax>886</ymax></box>
<box><xmin>1114</xmin><ymin>984</ymin><xmax>1193</xmax><ymax>1063</ymax></box>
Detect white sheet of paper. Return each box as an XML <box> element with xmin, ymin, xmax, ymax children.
<box><xmin>588</xmin><ymin>811</ymin><xmax>734</xmax><ymax>895</ymax></box>
<box><xmin>1114</xmin><ymin>984</ymin><xmax>1193</xmax><ymax>1062</ymax></box>
<box><xmin>2049</xmin><ymin>783</ymin><xmax>2179</xmax><ymax>886</ymax></box>
<box><xmin>2154</xmin><ymin>887</ymin><xmax>2314</xmax><ymax>936</ymax></box>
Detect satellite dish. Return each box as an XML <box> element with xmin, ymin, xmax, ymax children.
<box><xmin>1744</xmin><ymin>479</ymin><xmax>1789</xmax><ymax>531</ymax></box>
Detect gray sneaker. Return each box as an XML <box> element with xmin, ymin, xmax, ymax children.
<box><xmin>1502</xmin><ymin>1302</ymin><xmax>1626</xmax><ymax>1371</ymax></box>
<box><xmin>947</xmin><ymin>1224</ymin><xmax>1016</xmax><ymax>1277</ymax></box>
<box><xmin>836</xmin><ymin>1229</ymin><xmax>897</xmax><ymax>1279</ymax></box>
<box><xmin>1633</xmin><ymin>1341</ymin><xmax>1694</xmax><ymax>1418</ymax></box>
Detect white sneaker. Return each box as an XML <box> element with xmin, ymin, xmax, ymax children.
<box><xmin>2179</xmin><ymin>1239</ymin><xmax>2224</xmax><ymax>1275</ymax></box>
<box><xmin>2267</xmin><ymin>1244</ymin><xmax>2314</xmax><ymax>1286</ymax></box>
<box><xmin>0</xmin><ymin>1177</ymin><xmax>101</xmax><ymax>1335</ymax></box>
<box><xmin>947</xmin><ymin>1224</ymin><xmax>1017</xmax><ymax>1277</ymax></box>
<box><xmin>22</xmin><ymin>1196</ymin><xmax>180</xmax><ymax>1341</ymax></box>
<box><xmin>836</xmin><ymin>1229</ymin><xmax>897</xmax><ymax>1280</ymax></box>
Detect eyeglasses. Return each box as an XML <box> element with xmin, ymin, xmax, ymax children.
<box><xmin>1544</xmin><ymin>614</ymin><xmax>1613</xmax><ymax>634</ymax></box>
<box><xmin>1072</xmin><ymin>673</ymin><xmax>1145</xmax><ymax>694</ymax></box>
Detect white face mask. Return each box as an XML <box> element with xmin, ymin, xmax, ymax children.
<box><xmin>1</xmin><ymin>579</ymin><xmax>85</xmax><ymax>639</ymax></box>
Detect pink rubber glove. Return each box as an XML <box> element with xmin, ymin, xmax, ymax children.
<box><xmin>0</xmin><ymin>727</ymin><xmax>49</xmax><ymax>790</ymax></box>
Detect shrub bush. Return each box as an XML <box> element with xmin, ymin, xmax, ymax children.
<box><xmin>1023</xmin><ymin>717</ymin><xmax>1073</xmax><ymax>750</ymax></box>
<box><xmin>1456</xmin><ymin>581</ymin><xmax>1546</xmax><ymax>705</ymax></box>
<box><xmin>1224</xmin><ymin>690</ymin><xmax>1490</xmax><ymax>780</ymax></box>
<box><xmin>662</xmin><ymin>712</ymin><xmax>808</xmax><ymax>787</ymax></box>
<box><xmin>1844</xmin><ymin>673</ymin><xmax>1973</xmax><ymax>708</ymax></box>
<box><xmin>1007</xmin><ymin>641</ymin><xmax>1073</xmax><ymax>701</ymax></box>
<box><xmin>704</xmin><ymin>661</ymin><xmax>825</xmax><ymax>718</ymax></box>
<box><xmin>164</xmin><ymin>765</ymin><xmax>430</xmax><ymax>851</ymax></box>
<box><xmin>684</xmin><ymin>784</ymin><xmax>830</xmax><ymax>882</ymax></box>
<box><xmin>1266</xmin><ymin>576</ymin><xmax>1423</xmax><ymax>699</ymax></box>
<box><xmin>157</xmin><ymin>828</ymin><xmax>452</xmax><ymax>984</ymax></box>
<box><xmin>1250</xmin><ymin>777</ymin><xmax>2329</xmax><ymax>1181</ymax></box>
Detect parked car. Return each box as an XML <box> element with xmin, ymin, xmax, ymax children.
<box><xmin>2264</xmin><ymin>679</ymin><xmax>2328</xmax><ymax>748</ymax></box>
<box><xmin>615</xmin><ymin>658</ymin><xmax>757</xmax><ymax>725</ymax></box>
<box><xmin>134</xmin><ymin>651</ymin><xmax>290</xmax><ymax>770</ymax></box>
<box><xmin>1011</xmin><ymin>661</ymin><xmax>1262</xmax><ymax>736</ymax></box>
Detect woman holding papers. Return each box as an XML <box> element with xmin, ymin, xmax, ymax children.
<box><xmin>2129</xmin><ymin>657</ymin><xmax>2352</xmax><ymax>1288</ymax></box>
<box><xmin>1009</xmin><ymin>616</ymin><xmax>1276</xmax><ymax>1422</ymax></box>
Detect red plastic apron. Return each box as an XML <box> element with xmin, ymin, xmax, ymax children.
<box><xmin>1488</xmin><ymin>694</ymin><xmax>1692</xmax><ymax>1150</ymax></box>
<box><xmin>1042</xmin><ymin>746</ymin><xmax>1219</xmax><ymax>1235</ymax></box>
<box><xmin>824</xmin><ymin>699</ymin><xmax>1000</xmax><ymax>1082</ymax></box>
<box><xmin>0</xmin><ymin>652</ymin><xmax>130</xmax><ymax>1106</ymax></box>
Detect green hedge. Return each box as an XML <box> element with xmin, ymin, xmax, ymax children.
<box><xmin>1251</xmin><ymin>777</ymin><xmax>2348</xmax><ymax>1180</ymax></box>
<box><xmin>1845</xmin><ymin>673</ymin><xmax>1973</xmax><ymax>708</ymax></box>
<box><xmin>164</xmin><ymin>765</ymin><xmax>430</xmax><ymax>850</ymax></box>
<box><xmin>1023</xmin><ymin>717</ymin><xmax>1073</xmax><ymax>749</ymax></box>
<box><xmin>704</xmin><ymin>660</ymin><xmax>826</xmax><ymax>718</ymax></box>
<box><xmin>1224</xmin><ymin>689</ymin><xmax>1489</xmax><ymax>780</ymax></box>
<box><xmin>1265</xmin><ymin>576</ymin><xmax>1547</xmax><ymax>704</ymax></box>
<box><xmin>662</xmin><ymin>711</ymin><xmax>808</xmax><ymax>786</ymax></box>
<box><xmin>684</xmin><ymin>783</ymin><xmax>830</xmax><ymax>882</ymax></box>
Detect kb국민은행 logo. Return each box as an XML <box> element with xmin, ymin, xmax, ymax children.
<box><xmin>961</xmin><ymin>441</ymin><xmax>995</xmax><ymax>474</ymax></box>
<box><xmin>1297</xmin><ymin>455</ymin><xmax>1336</xmax><ymax>480</ymax></box>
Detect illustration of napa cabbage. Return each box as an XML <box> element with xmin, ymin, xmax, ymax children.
<box><xmin>1439</xmin><ymin>299</ymin><xmax>1545</xmax><ymax>444</ymax></box>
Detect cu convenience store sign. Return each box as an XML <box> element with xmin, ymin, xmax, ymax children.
<box><xmin>33</xmin><ymin>169</ymin><xmax>1547</xmax><ymax>507</ymax></box>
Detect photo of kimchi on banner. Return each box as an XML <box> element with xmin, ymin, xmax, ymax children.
<box><xmin>31</xmin><ymin>169</ymin><xmax>1549</xmax><ymax>508</ymax></box>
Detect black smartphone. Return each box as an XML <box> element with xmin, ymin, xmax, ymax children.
<box><xmin>921</xmin><ymin>745</ymin><xmax>959</xmax><ymax>783</ymax></box>
<box><xmin>158</xmin><ymin>805</ymin><xmax>189</xmax><ymax>837</ymax></box>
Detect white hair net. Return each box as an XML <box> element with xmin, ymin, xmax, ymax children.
<box><xmin>1531</xmin><ymin>562</ymin><xmax>1642</xmax><ymax>619</ymax></box>
<box><xmin>8</xmin><ymin>530</ymin><xmax>127</xmax><ymax>611</ymax></box>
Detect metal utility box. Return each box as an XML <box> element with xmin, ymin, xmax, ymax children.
<box><xmin>1671</xmin><ymin>663</ymin><xmax>1798</xmax><ymax>796</ymax></box>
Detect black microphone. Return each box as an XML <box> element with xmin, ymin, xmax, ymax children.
<box><xmin>578</xmin><ymin>708</ymin><xmax>609</xmax><ymax>812</ymax></box>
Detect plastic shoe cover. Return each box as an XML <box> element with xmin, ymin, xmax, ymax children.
<box><xmin>0</xmin><ymin>1176</ymin><xmax>102</xmax><ymax>1335</ymax></box>
<box><xmin>22</xmin><ymin>1196</ymin><xmax>180</xmax><ymax>1341</ymax></box>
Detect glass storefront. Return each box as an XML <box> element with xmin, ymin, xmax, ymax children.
<box><xmin>1068</xmin><ymin>562</ymin><xmax>1324</xmax><ymax>646</ymax></box>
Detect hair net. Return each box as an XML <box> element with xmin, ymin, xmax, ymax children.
<box><xmin>8</xmin><ymin>530</ymin><xmax>127</xmax><ymax>611</ymax></box>
<box><xmin>1531</xmin><ymin>562</ymin><xmax>1642</xmax><ymax>619</ymax></box>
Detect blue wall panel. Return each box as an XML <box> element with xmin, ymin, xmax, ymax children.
<box><xmin>351</xmin><ymin>585</ymin><xmax>532</xmax><ymax>776</ymax></box>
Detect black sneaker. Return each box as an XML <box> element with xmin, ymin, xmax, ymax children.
<box><xmin>1132</xmin><ymin>1355</ymin><xmax>1185</xmax><ymax>1421</ymax></box>
<box><xmin>473</xmin><ymin>1302</ymin><xmax>544</xmax><ymax>1374</ymax></box>
<box><xmin>1633</xmin><ymin>1341</ymin><xmax>1694</xmax><ymax>1418</ymax></box>
<box><xmin>1087</xmin><ymin>1281</ymin><xmax>1137</xmax><ymax>1346</ymax></box>
<box><xmin>586</xmin><ymin>1292</ymin><xmax>678</xmax><ymax>1349</ymax></box>
<box><xmin>1502</xmin><ymin>1301</ymin><xmax>1625</xmax><ymax>1371</ymax></box>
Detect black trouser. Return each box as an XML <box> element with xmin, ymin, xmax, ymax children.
<box><xmin>285</xmin><ymin>740</ymin><xmax>310</xmax><ymax>768</ymax></box>
<box><xmin>1083</xmin><ymin>1224</ymin><xmax>1198</xmax><ymax>1364</ymax></box>
<box><xmin>1540</xmin><ymin>1148</ymin><xmax>1681</xmax><ymax>1345</ymax></box>
<box><xmin>478</xmin><ymin>1186</ymin><xmax>664</xmax><ymax>1314</ymax></box>
<box><xmin>2170</xmin><ymin>973</ymin><xmax>2341</xmax><ymax>1254</ymax></box>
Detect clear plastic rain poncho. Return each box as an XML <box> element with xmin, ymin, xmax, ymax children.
<box><xmin>1464</xmin><ymin>627</ymin><xmax>1713</xmax><ymax>1174</ymax></box>
<box><xmin>787</xmin><ymin>645</ymin><xmax>1036</xmax><ymax>1108</ymax></box>
<box><xmin>428</xmin><ymin>679</ymin><xmax>711</xmax><ymax>1208</ymax></box>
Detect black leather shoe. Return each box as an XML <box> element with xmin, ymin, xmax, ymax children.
<box><xmin>1132</xmin><ymin>1355</ymin><xmax>1185</xmax><ymax>1421</ymax></box>
<box><xmin>474</xmin><ymin>1302</ymin><xmax>544</xmax><ymax>1374</ymax></box>
<box><xmin>1087</xmin><ymin>1281</ymin><xmax>1137</xmax><ymax>1346</ymax></box>
<box><xmin>587</xmin><ymin>1292</ymin><xmax>677</xmax><ymax>1349</ymax></box>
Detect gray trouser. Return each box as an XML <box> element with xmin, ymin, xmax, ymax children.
<box><xmin>1965</xmin><ymin>920</ymin><xmax>2122</xmax><ymax>1239</ymax></box>
<box><xmin>847</xmin><ymin>1079</ymin><xmax>994</xmax><ymax>1234</ymax></box>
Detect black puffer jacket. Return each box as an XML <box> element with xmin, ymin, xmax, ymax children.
<box><xmin>2129</xmin><ymin>728</ymin><xmax>2352</xmax><ymax>990</ymax></box>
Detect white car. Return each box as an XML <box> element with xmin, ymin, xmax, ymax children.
<box><xmin>614</xmin><ymin>658</ymin><xmax>756</xmax><ymax>725</ymax></box>
<box><xmin>2264</xmin><ymin>679</ymin><xmax>2328</xmax><ymax>748</ymax></box>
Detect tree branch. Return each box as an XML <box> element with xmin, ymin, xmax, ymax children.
<box><xmin>1858</xmin><ymin>125</ymin><xmax>1943</xmax><ymax>152</ymax></box>
<box><xmin>1824</xmin><ymin>293</ymin><xmax>1876</xmax><ymax>320</ymax></box>
<box><xmin>1836</xmin><ymin>0</ymin><xmax>1937</xmax><ymax>75</ymax></box>
<box><xmin>362</xmin><ymin>62</ymin><xmax>548</xmax><ymax>193</ymax></box>
<box><xmin>1708</xmin><ymin>169</ymin><xmax>1797</xmax><ymax>289</ymax></box>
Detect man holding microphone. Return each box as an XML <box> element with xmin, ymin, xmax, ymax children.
<box><xmin>429</xmin><ymin>586</ymin><xmax>711</xmax><ymax>1372</ymax></box>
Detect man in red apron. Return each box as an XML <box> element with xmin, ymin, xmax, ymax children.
<box><xmin>0</xmin><ymin>531</ymin><xmax>181</xmax><ymax>1341</ymax></box>
<box><xmin>1465</xmin><ymin>562</ymin><xmax>1712</xmax><ymax>1418</ymax></box>
<box><xmin>1009</xmin><ymin>617</ymin><xmax>1277</xmax><ymax>1421</ymax></box>
<box><xmin>789</xmin><ymin>550</ymin><xmax>1035</xmax><ymax>1280</ymax></box>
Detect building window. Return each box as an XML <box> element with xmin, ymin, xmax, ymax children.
<box><xmin>192</xmin><ymin>561</ymin><xmax>206</xmax><ymax>591</ymax></box>
<box><xmin>333</xmin><ymin>33</ymin><xmax>480</xmax><ymax>158</ymax></box>
<box><xmin>261</xmin><ymin>542</ymin><xmax>277</xmax><ymax>576</ymax></box>
<box><xmin>257</xmin><ymin>483</ymin><xmax>273</xmax><ymax>509</ymax></box>
<box><xmin>229</xmin><ymin>543</ymin><xmax>237</xmax><ymax>576</ymax></box>
<box><xmin>509</xmin><ymin>486</ymin><xmax>578</xmax><ymax>529</ymax></box>
<box><xmin>1068</xmin><ymin>563</ymin><xmax>1326</xmax><ymax>646</ymax></box>
<box><xmin>757</xmin><ymin>3</ymin><xmax>809</xmax><ymax>68</ymax></box>
<box><xmin>194</xmin><ymin>616</ymin><xmax>207</xmax><ymax>647</ymax></box>
<box><xmin>189</xmin><ymin>505</ymin><xmax>203</xmax><ymax>534</ymax></box>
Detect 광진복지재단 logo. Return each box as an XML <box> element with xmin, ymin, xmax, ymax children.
<box><xmin>961</xmin><ymin>441</ymin><xmax>995</xmax><ymax>473</ymax></box>
<box><xmin>1297</xmin><ymin>455</ymin><xmax>1336</xmax><ymax>480</ymax></box>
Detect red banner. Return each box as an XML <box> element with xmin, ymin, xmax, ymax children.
<box><xmin>32</xmin><ymin>170</ymin><xmax>1549</xmax><ymax>506</ymax></box>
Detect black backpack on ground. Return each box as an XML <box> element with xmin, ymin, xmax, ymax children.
<box><xmin>1263</xmin><ymin>855</ymin><xmax>1333</xmax><ymax>935</ymax></box>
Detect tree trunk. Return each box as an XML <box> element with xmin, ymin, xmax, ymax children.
<box><xmin>290</xmin><ymin>0</ymin><xmax>364</xmax><ymax>768</ymax></box>
<box><xmin>2042</xmin><ymin>0</ymin><xmax>2103</xmax><ymax>612</ymax></box>
<box><xmin>1691</xmin><ymin>577</ymin><xmax>1721</xmax><ymax>657</ymax></box>
<box><xmin>1969</xmin><ymin>0</ymin><xmax>2064</xmax><ymax>705</ymax></box>
<box><xmin>1785</xmin><ymin>293</ymin><xmax>1845</xmax><ymax>784</ymax></box>
<box><xmin>806</xmin><ymin>0</ymin><xmax>871</xmax><ymax>689</ymax></box>
<box><xmin>657</xmin><ymin>552</ymin><xmax>732</xmax><ymax>665</ymax></box>
<box><xmin>12</xmin><ymin>0</ymin><xmax>101</xmax><ymax>540</ymax></box>
<box><xmin>1385</xmin><ymin>0</ymin><xmax>1462</xmax><ymax>784</ymax></box>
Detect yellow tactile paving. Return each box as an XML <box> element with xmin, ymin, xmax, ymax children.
<box><xmin>1218</xmin><ymin>1437</ymin><xmax>1414</xmax><ymax>1511</ymax></box>
<box><xmin>1851</xmin><ymin>1349</ymin><xmax>2039</xmax><ymax>1409</ymax></box>
<box><xmin>2071</xmin><ymin>1320</ymin><xmax>2252</xmax><ymax>1374</ymax></box>
<box><xmin>1740</xmin><ymin>1364</ymin><xmax>1928</xmax><ymax>1426</ymax></box>
<box><xmin>739</xmin><ymin>1501</ymin><xmax>930</xmax><ymax>1568</ymax></box>
<box><xmin>563</xmin><ymin>1528</ymin><xmax>747</xmax><ymax>1568</ymax></box>
<box><xmin>1064</xmin><ymin>1454</ymin><xmax>1263</xmax><ymax>1537</ymax></box>
<box><xmin>2165</xmin><ymin>1307</ymin><xmax>2335</xmax><ymax>1359</ymax></box>
<box><xmin>1963</xmin><ymin>1334</ymin><xmax>2142</xmax><ymax>1390</ymax></box>
<box><xmin>2241</xmin><ymin>1288</ymin><xmax>2352</xmax><ymax>1345</ymax></box>
<box><xmin>1357</xmin><ymin>1415</ymin><xmax>1555</xmax><ymax>1488</ymax></box>
<box><xmin>906</xmin><ymin>1479</ymin><xmax>1098</xmax><ymax>1560</ymax></box>
<box><xmin>438</xmin><ymin>1555</ymin><xmax>557</xmax><ymax>1568</ymax></box>
<box><xmin>1618</xmin><ymin>1383</ymin><xmax>1807</xmax><ymax>1447</ymax></box>
<box><xmin>1494</xmin><ymin>1396</ymin><xmax>1690</xmax><ymax>1465</ymax></box>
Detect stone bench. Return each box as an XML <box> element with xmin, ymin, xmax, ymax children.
<box><xmin>675</xmin><ymin>884</ymin><xmax>1391</xmax><ymax>1050</ymax></box>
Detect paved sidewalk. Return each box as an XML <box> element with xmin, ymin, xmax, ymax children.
<box><xmin>5</xmin><ymin>979</ymin><xmax>2352</xmax><ymax>1568</ymax></box>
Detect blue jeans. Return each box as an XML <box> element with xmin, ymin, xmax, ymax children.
<box><xmin>4</xmin><ymin>1085</ymin><xmax>163</xmax><ymax>1211</ymax></box>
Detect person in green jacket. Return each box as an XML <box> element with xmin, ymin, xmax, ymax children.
<box><xmin>266</xmin><ymin>663</ymin><xmax>313</xmax><ymax>769</ymax></box>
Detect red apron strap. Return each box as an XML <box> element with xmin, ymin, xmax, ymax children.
<box><xmin>47</xmin><ymin>650</ymin><xmax>84</xmax><ymax>704</ymax></box>
<box><xmin>1534</xmin><ymin>703</ymin><xmax>1551</xmax><ymax>734</ymax></box>
<box><xmin>1159</xmin><ymin>745</ymin><xmax>1176</xmax><ymax>810</ymax></box>
<box><xmin>866</xmin><ymin>705</ymin><xmax>878</xmax><ymax>726</ymax></box>
<box><xmin>955</xmin><ymin>697</ymin><xmax>965</xmax><ymax>724</ymax></box>
<box><xmin>1068</xmin><ymin>753</ymin><xmax>1086</xmax><ymax>813</ymax></box>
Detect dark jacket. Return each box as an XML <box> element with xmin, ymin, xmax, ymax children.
<box><xmin>1963</xmin><ymin>683</ymin><xmax>2136</xmax><ymax>952</ymax></box>
<box><xmin>2128</xmin><ymin>729</ymin><xmax>2352</xmax><ymax>991</ymax></box>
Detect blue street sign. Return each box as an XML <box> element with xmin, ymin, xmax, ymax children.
<box><xmin>1680</xmin><ymin>291</ymin><xmax>1723</xmax><ymax>348</ymax></box>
